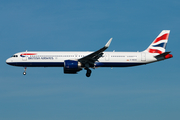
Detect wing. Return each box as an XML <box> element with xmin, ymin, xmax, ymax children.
<box><xmin>78</xmin><ymin>38</ymin><xmax>112</xmax><ymax>67</ymax></box>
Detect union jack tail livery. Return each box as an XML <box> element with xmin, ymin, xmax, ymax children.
<box><xmin>145</xmin><ymin>30</ymin><xmax>170</xmax><ymax>54</ymax></box>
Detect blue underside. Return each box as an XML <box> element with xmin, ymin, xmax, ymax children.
<box><xmin>7</xmin><ymin>62</ymin><xmax>145</xmax><ymax>67</ymax></box>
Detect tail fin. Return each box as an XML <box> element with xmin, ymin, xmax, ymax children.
<box><xmin>144</xmin><ymin>30</ymin><xmax>170</xmax><ymax>54</ymax></box>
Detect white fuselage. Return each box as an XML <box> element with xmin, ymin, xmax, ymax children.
<box><xmin>6</xmin><ymin>51</ymin><xmax>158</xmax><ymax>67</ymax></box>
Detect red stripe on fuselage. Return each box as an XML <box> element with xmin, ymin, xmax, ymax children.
<box><xmin>21</xmin><ymin>53</ymin><xmax>37</xmax><ymax>55</ymax></box>
<box><xmin>153</xmin><ymin>33</ymin><xmax>169</xmax><ymax>43</ymax></box>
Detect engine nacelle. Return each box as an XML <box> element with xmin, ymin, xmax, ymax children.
<box><xmin>64</xmin><ymin>60</ymin><xmax>82</xmax><ymax>74</ymax></box>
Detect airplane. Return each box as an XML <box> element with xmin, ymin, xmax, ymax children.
<box><xmin>6</xmin><ymin>30</ymin><xmax>173</xmax><ymax>77</ymax></box>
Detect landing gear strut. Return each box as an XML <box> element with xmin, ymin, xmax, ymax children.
<box><xmin>86</xmin><ymin>68</ymin><xmax>92</xmax><ymax>77</ymax></box>
<box><xmin>23</xmin><ymin>67</ymin><xmax>27</xmax><ymax>75</ymax></box>
<box><xmin>84</xmin><ymin>64</ymin><xmax>92</xmax><ymax>77</ymax></box>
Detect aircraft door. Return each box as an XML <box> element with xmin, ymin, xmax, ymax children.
<box><xmin>22</xmin><ymin>51</ymin><xmax>27</xmax><ymax>61</ymax></box>
<box><xmin>22</xmin><ymin>55</ymin><xmax>27</xmax><ymax>61</ymax></box>
<box><xmin>105</xmin><ymin>54</ymin><xmax>109</xmax><ymax>61</ymax></box>
<box><xmin>141</xmin><ymin>53</ymin><xmax>146</xmax><ymax>61</ymax></box>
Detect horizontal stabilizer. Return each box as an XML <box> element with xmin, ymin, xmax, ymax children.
<box><xmin>155</xmin><ymin>51</ymin><xmax>173</xmax><ymax>60</ymax></box>
<box><xmin>155</xmin><ymin>51</ymin><xmax>171</xmax><ymax>58</ymax></box>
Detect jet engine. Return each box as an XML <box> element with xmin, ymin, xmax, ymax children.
<box><xmin>64</xmin><ymin>60</ymin><xmax>82</xmax><ymax>74</ymax></box>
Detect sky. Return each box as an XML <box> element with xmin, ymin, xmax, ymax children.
<box><xmin>0</xmin><ymin>0</ymin><xmax>180</xmax><ymax>120</ymax></box>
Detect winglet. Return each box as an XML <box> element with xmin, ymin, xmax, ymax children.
<box><xmin>105</xmin><ymin>38</ymin><xmax>113</xmax><ymax>48</ymax></box>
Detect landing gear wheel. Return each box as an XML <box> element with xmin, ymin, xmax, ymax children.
<box><xmin>86</xmin><ymin>69</ymin><xmax>92</xmax><ymax>77</ymax></box>
<box><xmin>23</xmin><ymin>67</ymin><xmax>27</xmax><ymax>75</ymax></box>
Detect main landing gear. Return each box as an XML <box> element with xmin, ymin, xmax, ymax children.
<box><xmin>23</xmin><ymin>67</ymin><xmax>27</xmax><ymax>75</ymax></box>
<box><xmin>84</xmin><ymin>63</ymin><xmax>92</xmax><ymax>77</ymax></box>
<box><xmin>85</xmin><ymin>68</ymin><xmax>92</xmax><ymax>77</ymax></box>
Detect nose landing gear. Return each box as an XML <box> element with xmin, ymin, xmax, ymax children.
<box><xmin>23</xmin><ymin>67</ymin><xmax>27</xmax><ymax>75</ymax></box>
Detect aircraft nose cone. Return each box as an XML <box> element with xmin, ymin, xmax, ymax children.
<box><xmin>6</xmin><ymin>58</ymin><xmax>12</xmax><ymax>65</ymax></box>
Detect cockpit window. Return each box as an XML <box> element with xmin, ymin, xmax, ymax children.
<box><xmin>12</xmin><ymin>55</ymin><xmax>18</xmax><ymax>57</ymax></box>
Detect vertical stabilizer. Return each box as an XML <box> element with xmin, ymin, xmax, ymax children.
<box><xmin>144</xmin><ymin>30</ymin><xmax>170</xmax><ymax>54</ymax></box>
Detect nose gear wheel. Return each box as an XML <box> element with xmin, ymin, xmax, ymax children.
<box><xmin>23</xmin><ymin>67</ymin><xmax>27</xmax><ymax>75</ymax></box>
